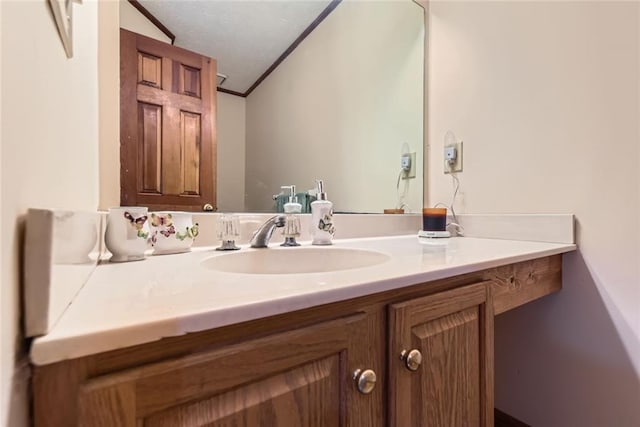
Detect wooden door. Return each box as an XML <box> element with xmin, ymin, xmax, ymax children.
<box><xmin>77</xmin><ymin>313</ymin><xmax>382</xmax><ymax>426</ymax></box>
<box><xmin>120</xmin><ymin>29</ymin><xmax>216</xmax><ymax>211</ymax></box>
<box><xmin>389</xmin><ymin>282</ymin><xmax>494</xmax><ymax>427</ymax></box>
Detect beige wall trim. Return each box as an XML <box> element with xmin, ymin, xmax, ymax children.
<box><xmin>98</xmin><ymin>0</ymin><xmax>120</xmax><ymax>210</ymax></box>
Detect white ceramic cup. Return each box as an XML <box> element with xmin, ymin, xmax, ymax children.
<box><xmin>149</xmin><ymin>212</ymin><xmax>199</xmax><ymax>255</ymax></box>
<box><xmin>104</xmin><ymin>207</ymin><xmax>149</xmax><ymax>262</ymax></box>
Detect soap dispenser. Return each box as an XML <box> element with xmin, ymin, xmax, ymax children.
<box><xmin>311</xmin><ymin>180</ymin><xmax>334</xmax><ymax>245</ymax></box>
<box><xmin>281</xmin><ymin>185</ymin><xmax>302</xmax><ymax>247</ymax></box>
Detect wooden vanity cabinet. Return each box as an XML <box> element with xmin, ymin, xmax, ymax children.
<box><xmin>33</xmin><ymin>255</ymin><xmax>562</xmax><ymax>427</ymax></box>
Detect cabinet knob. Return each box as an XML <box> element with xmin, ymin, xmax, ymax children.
<box><xmin>353</xmin><ymin>369</ymin><xmax>377</xmax><ymax>394</ymax></box>
<box><xmin>400</xmin><ymin>349</ymin><xmax>423</xmax><ymax>371</ymax></box>
<box><xmin>203</xmin><ymin>203</ymin><xmax>214</xmax><ymax>212</ymax></box>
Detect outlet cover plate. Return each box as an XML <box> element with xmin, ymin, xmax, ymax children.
<box><xmin>402</xmin><ymin>152</ymin><xmax>416</xmax><ymax>179</ymax></box>
<box><xmin>444</xmin><ymin>142</ymin><xmax>463</xmax><ymax>174</ymax></box>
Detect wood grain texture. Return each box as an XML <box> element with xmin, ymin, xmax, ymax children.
<box><xmin>161</xmin><ymin>104</ymin><xmax>181</xmax><ymax>195</ymax></box>
<box><xmin>203</xmin><ymin>54</ymin><xmax>217</xmax><ymax>211</ymax></box>
<box><xmin>145</xmin><ymin>356</ymin><xmax>340</xmax><ymax>427</ymax></box>
<box><xmin>482</xmin><ymin>284</ymin><xmax>495</xmax><ymax>427</ymax></box>
<box><xmin>138</xmin><ymin>102</ymin><xmax>162</xmax><ymax>193</ymax></box>
<box><xmin>120</xmin><ymin>29</ymin><xmax>139</xmax><ymax>207</ymax></box>
<box><xmin>120</xmin><ymin>29</ymin><xmax>216</xmax><ymax>211</ymax></box>
<box><xmin>180</xmin><ymin>111</ymin><xmax>201</xmax><ymax>195</ymax></box>
<box><xmin>388</xmin><ymin>281</ymin><xmax>492</xmax><ymax>427</ymax></box>
<box><xmin>485</xmin><ymin>255</ymin><xmax>562</xmax><ymax>314</ymax></box>
<box><xmin>79</xmin><ymin>383</ymin><xmax>136</xmax><ymax>427</ymax></box>
<box><xmin>33</xmin><ymin>358</ymin><xmax>95</xmax><ymax>427</ymax></box>
<box><xmin>179</xmin><ymin>64</ymin><xmax>201</xmax><ymax>98</ymax></box>
<box><xmin>417</xmin><ymin>306</ymin><xmax>480</xmax><ymax>425</ymax></box>
<box><xmin>136</xmin><ymin>84</ymin><xmax>203</xmax><ymax>113</ymax></box>
<box><xmin>137</xmin><ymin>52</ymin><xmax>161</xmax><ymax>88</ymax></box>
<box><xmin>33</xmin><ymin>255</ymin><xmax>561</xmax><ymax>426</ymax></box>
<box><xmin>74</xmin><ymin>313</ymin><xmax>378</xmax><ymax>426</ymax></box>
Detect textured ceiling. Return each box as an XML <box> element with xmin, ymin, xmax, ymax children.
<box><xmin>138</xmin><ymin>0</ymin><xmax>333</xmax><ymax>94</ymax></box>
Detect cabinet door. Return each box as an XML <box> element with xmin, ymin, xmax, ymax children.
<box><xmin>389</xmin><ymin>282</ymin><xmax>494</xmax><ymax>427</ymax></box>
<box><xmin>77</xmin><ymin>313</ymin><xmax>382</xmax><ymax>427</ymax></box>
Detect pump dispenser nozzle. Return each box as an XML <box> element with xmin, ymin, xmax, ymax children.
<box><xmin>281</xmin><ymin>185</ymin><xmax>297</xmax><ymax>204</ymax></box>
<box><xmin>279</xmin><ymin>185</ymin><xmax>301</xmax><ymax>246</ymax></box>
<box><xmin>315</xmin><ymin>180</ymin><xmax>327</xmax><ymax>201</ymax></box>
<box><xmin>281</xmin><ymin>185</ymin><xmax>301</xmax><ymax>214</ymax></box>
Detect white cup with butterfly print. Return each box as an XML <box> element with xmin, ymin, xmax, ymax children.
<box><xmin>104</xmin><ymin>207</ymin><xmax>150</xmax><ymax>262</ymax></box>
<box><xmin>148</xmin><ymin>212</ymin><xmax>199</xmax><ymax>255</ymax></box>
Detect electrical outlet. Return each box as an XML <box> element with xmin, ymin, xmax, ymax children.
<box><xmin>444</xmin><ymin>142</ymin><xmax>463</xmax><ymax>174</ymax></box>
<box><xmin>401</xmin><ymin>154</ymin><xmax>411</xmax><ymax>171</ymax></box>
<box><xmin>402</xmin><ymin>152</ymin><xmax>416</xmax><ymax>179</ymax></box>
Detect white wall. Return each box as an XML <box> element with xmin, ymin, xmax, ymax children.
<box><xmin>99</xmin><ymin>0</ymin><xmax>120</xmax><ymax>210</ymax></box>
<box><xmin>0</xmin><ymin>3</ymin><xmax>5</xmax><ymax>424</ymax></box>
<box><xmin>0</xmin><ymin>1</ymin><xmax>99</xmax><ymax>425</ymax></box>
<box><xmin>217</xmin><ymin>92</ymin><xmax>247</xmax><ymax>212</ymax></box>
<box><xmin>119</xmin><ymin>0</ymin><xmax>171</xmax><ymax>44</ymax></box>
<box><xmin>428</xmin><ymin>2</ymin><xmax>639</xmax><ymax>425</ymax></box>
<box><xmin>245</xmin><ymin>1</ymin><xmax>424</xmax><ymax>213</ymax></box>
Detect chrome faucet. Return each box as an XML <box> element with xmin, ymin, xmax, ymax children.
<box><xmin>250</xmin><ymin>215</ymin><xmax>286</xmax><ymax>248</ymax></box>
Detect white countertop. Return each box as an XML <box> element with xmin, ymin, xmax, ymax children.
<box><xmin>30</xmin><ymin>235</ymin><xmax>575</xmax><ymax>365</ymax></box>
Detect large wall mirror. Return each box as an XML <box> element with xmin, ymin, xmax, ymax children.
<box><xmin>118</xmin><ymin>0</ymin><xmax>425</xmax><ymax>214</ymax></box>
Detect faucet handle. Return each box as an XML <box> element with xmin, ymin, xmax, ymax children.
<box><xmin>216</xmin><ymin>214</ymin><xmax>240</xmax><ymax>251</ymax></box>
<box><xmin>283</xmin><ymin>214</ymin><xmax>301</xmax><ymax>238</ymax></box>
<box><xmin>281</xmin><ymin>214</ymin><xmax>301</xmax><ymax>247</ymax></box>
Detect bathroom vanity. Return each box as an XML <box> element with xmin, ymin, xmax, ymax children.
<box><xmin>30</xmin><ymin>236</ymin><xmax>574</xmax><ymax>426</ymax></box>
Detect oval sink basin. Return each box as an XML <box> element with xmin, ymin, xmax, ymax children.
<box><xmin>201</xmin><ymin>247</ymin><xmax>390</xmax><ymax>275</ymax></box>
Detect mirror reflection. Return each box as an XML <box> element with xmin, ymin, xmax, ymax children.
<box><xmin>120</xmin><ymin>0</ymin><xmax>425</xmax><ymax>213</ymax></box>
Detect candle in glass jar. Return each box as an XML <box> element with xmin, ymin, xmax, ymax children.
<box><xmin>422</xmin><ymin>208</ymin><xmax>447</xmax><ymax>232</ymax></box>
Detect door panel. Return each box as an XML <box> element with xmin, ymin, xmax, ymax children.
<box><xmin>137</xmin><ymin>52</ymin><xmax>162</xmax><ymax>88</ymax></box>
<box><xmin>144</xmin><ymin>356</ymin><xmax>341</xmax><ymax>427</ymax></box>
<box><xmin>413</xmin><ymin>306</ymin><xmax>480</xmax><ymax>425</ymax></box>
<box><xmin>77</xmin><ymin>313</ymin><xmax>381</xmax><ymax>427</ymax></box>
<box><xmin>138</xmin><ymin>102</ymin><xmax>162</xmax><ymax>193</ymax></box>
<box><xmin>121</xmin><ymin>29</ymin><xmax>216</xmax><ymax>211</ymax></box>
<box><xmin>180</xmin><ymin>111</ymin><xmax>201</xmax><ymax>195</ymax></box>
<box><xmin>179</xmin><ymin>64</ymin><xmax>201</xmax><ymax>98</ymax></box>
<box><xmin>389</xmin><ymin>281</ymin><xmax>494</xmax><ymax>427</ymax></box>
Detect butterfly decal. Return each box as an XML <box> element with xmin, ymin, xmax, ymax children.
<box><xmin>124</xmin><ymin>212</ymin><xmax>147</xmax><ymax>229</ymax></box>
<box><xmin>159</xmin><ymin>225</ymin><xmax>176</xmax><ymax>238</ymax></box>
<box><xmin>318</xmin><ymin>213</ymin><xmax>335</xmax><ymax>235</ymax></box>
<box><xmin>124</xmin><ymin>211</ymin><xmax>149</xmax><ymax>238</ymax></box>
<box><xmin>150</xmin><ymin>213</ymin><xmax>173</xmax><ymax>228</ymax></box>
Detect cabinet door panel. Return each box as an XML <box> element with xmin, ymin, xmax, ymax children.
<box><xmin>78</xmin><ymin>313</ymin><xmax>381</xmax><ymax>427</ymax></box>
<box><xmin>414</xmin><ymin>306</ymin><xmax>480</xmax><ymax>425</ymax></box>
<box><xmin>389</xmin><ymin>281</ymin><xmax>494</xmax><ymax>427</ymax></box>
<box><xmin>145</xmin><ymin>355</ymin><xmax>340</xmax><ymax>427</ymax></box>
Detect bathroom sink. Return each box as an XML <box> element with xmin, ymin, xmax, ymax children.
<box><xmin>201</xmin><ymin>247</ymin><xmax>390</xmax><ymax>275</ymax></box>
